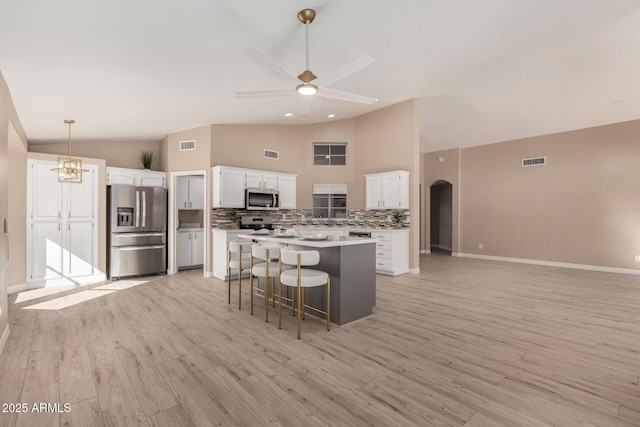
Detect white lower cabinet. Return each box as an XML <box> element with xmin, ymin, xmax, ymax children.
<box><xmin>177</xmin><ymin>229</ymin><xmax>204</xmax><ymax>268</ymax></box>
<box><xmin>371</xmin><ymin>230</ymin><xmax>409</xmax><ymax>276</ymax></box>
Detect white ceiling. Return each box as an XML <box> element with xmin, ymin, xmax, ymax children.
<box><xmin>2</xmin><ymin>0</ymin><xmax>640</xmax><ymax>152</ymax></box>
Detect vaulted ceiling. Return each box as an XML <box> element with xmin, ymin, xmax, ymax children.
<box><xmin>2</xmin><ymin>0</ymin><xmax>640</xmax><ymax>152</ymax></box>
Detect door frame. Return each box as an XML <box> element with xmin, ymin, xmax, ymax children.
<box><xmin>168</xmin><ymin>170</ymin><xmax>208</xmax><ymax>276</ymax></box>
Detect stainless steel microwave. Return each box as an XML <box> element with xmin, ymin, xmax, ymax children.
<box><xmin>246</xmin><ymin>188</ymin><xmax>279</xmax><ymax>210</ymax></box>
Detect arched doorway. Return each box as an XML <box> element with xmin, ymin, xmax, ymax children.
<box><xmin>430</xmin><ymin>180</ymin><xmax>453</xmax><ymax>255</ymax></box>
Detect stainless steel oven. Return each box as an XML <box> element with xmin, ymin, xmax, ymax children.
<box><xmin>246</xmin><ymin>188</ymin><xmax>279</xmax><ymax>210</ymax></box>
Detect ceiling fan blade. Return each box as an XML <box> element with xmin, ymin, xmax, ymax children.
<box><xmin>234</xmin><ymin>89</ymin><xmax>294</xmax><ymax>98</ymax></box>
<box><xmin>299</xmin><ymin>96</ymin><xmax>312</xmax><ymax>115</ymax></box>
<box><xmin>313</xmin><ymin>55</ymin><xmax>375</xmax><ymax>88</ymax></box>
<box><xmin>246</xmin><ymin>48</ymin><xmax>301</xmax><ymax>87</ymax></box>
<box><xmin>319</xmin><ymin>88</ymin><xmax>378</xmax><ymax>104</ymax></box>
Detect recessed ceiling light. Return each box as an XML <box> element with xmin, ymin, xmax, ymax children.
<box><xmin>285</xmin><ymin>113</ymin><xmax>293</xmax><ymax>117</ymax></box>
<box><xmin>327</xmin><ymin>114</ymin><xmax>335</xmax><ymax>118</ymax></box>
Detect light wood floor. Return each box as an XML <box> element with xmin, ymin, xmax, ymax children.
<box><xmin>2</xmin><ymin>254</ymin><xmax>640</xmax><ymax>426</ymax></box>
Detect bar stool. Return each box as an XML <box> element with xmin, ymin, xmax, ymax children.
<box><xmin>279</xmin><ymin>249</ymin><xmax>330</xmax><ymax>339</ymax></box>
<box><xmin>227</xmin><ymin>240</ymin><xmax>254</xmax><ymax>310</ymax></box>
<box><xmin>250</xmin><ymin>245</ymin><xmax>291</xmax><ymax>322</ymax></box>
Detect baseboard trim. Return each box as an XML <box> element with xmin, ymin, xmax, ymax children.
<box><xmin>457</xmin><ymin>253</ymin><xmax>640</xmax><ymax>276</ymax></box>
<box><xmin>408</xmin><ymin>267</ymin><xmax>420</xmax><ymax>274</ymax></box>
<box><xmin>0</xmin><ymin>324</ymin><xmax>10</xmax><ymax>356</ymax></box>
<box><xmin>420</xmin><ymin>249</ymin><xmax>431</xmax><ymax>254</ymax></box>
<box><xmin>10</xmin><ymin>273</ymin><xmax>108</xmax><ymax>295</ymax></box>
<box><xmin>7</xmin><ymin>283</ymin><xmax>28</xmax><ymax>295</ymax></box>
<box><xmin>431</xmin><ymin>244</ymin><xmax>452</xmax><ymax>251</ymax></box>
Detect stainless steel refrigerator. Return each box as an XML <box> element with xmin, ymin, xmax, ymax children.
<box><xmin>107</xmin><ymin>185</ymin><xmax>167</xmax><ymax>279</ymax></box>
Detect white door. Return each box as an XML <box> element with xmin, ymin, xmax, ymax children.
<box><xmin>65</xmin><ymin>222</ymin><xmax>94</xmax><ymax>276</ymax></box>
<box><xmin>381</xmin><ymin>173</ymin><xmax>400</xmax><ymax>209</ymax></box>
<box><xmin>30</xmin><ymin>161</ymin><xmax>62</xmax><ymax>221</ymax></box>
<box><xmin>66</xmin><ymin>166</ymin><xmax>95</xmax><ymax>221</ymax></box>
<box><xmin>177</xmin><ymin>232</ymin><xmax>192</xmax><ymax>267</ymax></box>
<box><xmin>365</xmin><ymin>175</ymin><xmax>382</xmax><ymax>210</ymax></box>
<box><xmin>176</xmin><ymin>177</ymin><xmax>190</xmax><ymax>209</ymax></box>
<box><xmin>278</xmin><ymin>175</ymin><xmax>296</xmax><ymax>209</ymax></box>
<box><xmin>189</xmin><ymin>177</ymin><xmax>205</xmax><ymax>210</ymax></box>
<box><xmin>191</xmin><ymin>230</ymin><xmax>204</xmax><ymax>265</ymax></box>
<box><xmin>246</xmin><ymin>171</ymin><xmax>262</xmax><ymax>189</ymax></box>
<box><xmin>30</xmin><ymin>222</ymin><xmax>62</xmax><ymax>281</ymax></box>
<box><xmin>219</xmin><ymin>169</ymin><xmax>246</xmax><ymax>208</ymax></box>
<box><xmin>262</xmin><ymin>174</ymin><xmax>279</xmax><ymax>190</ymax></box>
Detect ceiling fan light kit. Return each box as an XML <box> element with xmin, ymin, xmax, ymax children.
<box><xmin>235</xmin><ymin>8</ymin><xmax>377</xmax><ymax>111</ymax></box>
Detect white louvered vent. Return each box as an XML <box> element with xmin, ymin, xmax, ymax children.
<box><xmin>179</xmin><ymin>140</ymin><xmax>196</xmax><ymax>151</ymax></box>
<box><xmin>522</xmin><ymin>156</ymin><xmax>547</xmax><ymax>167</ymax></box>
<box><xmin>264</xmin><ymin>149</ymin><xmax>279</xmax><ymax>160</ymax></box>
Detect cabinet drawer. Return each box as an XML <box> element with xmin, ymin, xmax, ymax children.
<box><xmin>372</xmin><ymin>232</ymin><xmax>392</xmax><ymax>242</ymax></box>
<box><xmin>375</xmin><ymin>258</ymin><xmax>392</xmax><ymax>271</ymax></box>
<box><xmin>375</xmin><ymin>248</ymin><xmax>392</xmax><ymax>260</ymax></box>
<box><xmin>376</xmin><ymin>241</ymin><xmax>393</xmax><ymax>251</ymax></box>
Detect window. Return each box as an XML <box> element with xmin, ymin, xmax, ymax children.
<box><xmin>313</xmin><ymin>143</ymin><xmax>346</xmax><ymax>165</ymax></box>
<box><xmin>312</xmin><ymin>184</ymin><xmax>347</xmax><ymax>219</ymax></box>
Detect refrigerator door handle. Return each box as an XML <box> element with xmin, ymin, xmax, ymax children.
<box><xmin>135</xmin><ymin>190</ymin><xmax>140</xmax><ymax>227</ymax></box>
<box><xmin>115</xmin><ymin>245</ymin><xmax>166</xmax><ymax>251</ymax></box>
<box><xmin>141</xmin><ymin>190</ymin><xmax>147</xmax><ymax>227</ymax></box>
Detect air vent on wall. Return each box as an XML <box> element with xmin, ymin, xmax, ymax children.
<box><xmin>264</xmin><ymin>149</ymin><xmax>279</xmax><ymax>160</ymax></box>
<box><xmin>180</xmin><ymin>140</ymin><xmax>196</xmax><ymax>151</ymax></box>
<box><xmin>522</xmin><ymin>156</ymin><xmax>547</xmax><ymax>167</ymax></box>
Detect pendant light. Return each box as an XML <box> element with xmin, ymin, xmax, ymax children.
<box><xmin>51</xmin><ymin>119</ymin><xmax>88</xmax><ymax>183</ymax></box>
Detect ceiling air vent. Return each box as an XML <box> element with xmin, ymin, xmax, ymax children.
<box><xmin>522</xmin><ymin>156</ymin><xmax>547</xmax><ymax>167</ymax></box>
<box><xmin>179</xmin><ymin>140</ymin><xmax>196</xmax><ymax>151</ymax></box>
<box><xmin>264</xmin><ymin>149</ymin><xmax>279</xmax><ymax>160</ymax></box>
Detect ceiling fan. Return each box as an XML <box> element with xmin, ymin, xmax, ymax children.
<box><xmin>234</xmin><ymin>8</ymin><xmax>378</xmax><ymax>113</ymax></box>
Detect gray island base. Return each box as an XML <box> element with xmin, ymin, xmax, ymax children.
<box><xmin>239</xmin><ymin>234</ymin><xmax>377</xmax><ymax>325</ymax></box>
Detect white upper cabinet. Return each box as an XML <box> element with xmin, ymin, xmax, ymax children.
<box><xmin>246</xmin><ymin>171</ymin><xmax>279</xmax><ymax>190</ymax></box>
<box><xmin>213</xmin><ymin>166</ymin><xmax>296</xmax><ymax>209</ymax></box>
<box><xmin>212</xmin><ymin>166</ymin><xmax>246</xmax><ymax>208</ymax></box>
<box><xmin>177</xmin><ymin>176</ymin><xmax>204</xmax><ymax>210</ymax></box>
<box><xmin>278</xmin><ymin>174</ymin><xmax>297</xmax><ymax>209</ymax></box>
<box><xmin>29</xmin><ymin>160</ymin><xmax>63</xmax><ymax>221</ymax></box>
<box><xmin>365</xmin><ymin>170</ymin><xmax>410</xmax><ymax>210</ymax></box>
<box><xmin>106</xmin><ymin>167</ymin><xmax>166</xmax><ymax>188</ymax></box>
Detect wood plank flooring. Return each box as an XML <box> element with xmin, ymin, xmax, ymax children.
<box><xmin>2</xmin><ymin>253</ymin><xmax>640</xmax><ymax>426</ymax></box>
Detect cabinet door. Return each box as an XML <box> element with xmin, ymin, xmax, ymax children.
<box><xmin>278</xmin><ymin>175</ymin><xmax>296</xmax><ymax>209</ymax></box>
<box><xmin>65</xmin><ymin>222</ymin><xmax>94</xmax><ymax>277</ymax></box>
<box><xmin>219</xmin><ymin>169</ymin><xmax>246</xmax><ymax>208</ymax></box>
<box><xmin>176</xmin><ymin>177</ymin><xmax>190</xmax><ymax>209</ymax></box>
<box><xmin>381</xmin><ymin>173</ymin><xmax>400</xmax><ymax>209</ymax></box>
<box><xmin>138</xmin><ymin>171</ymin><xmax>165</xmax><ymax>188</ymax></box>
<box><xmin>188</xmin><ymin>177</ymin><xmax>205</xmax><ymax>210</ymax></box>
<box><xmin>177</xmin><ymin>232</ymin><xmax>192</xmax><ymax>267</ymax></box>
<box><xmin>365</xmin><ymin>175</ymin><xmax>382</xmax><ymax>210</ymax></box>
<box><xmin>29</xmin><ymin>160</ymin><xmax>62</xmax><ymax>221</ymax></box>
<box><xmin>262</xmin><ymin>174</ymin><xmax>279</xmax><ymax>190</ymax></box>
<box><xmin>191</xmin><ymin>230</ymin><xmax>204</xmax><ymax>265</ymax></box>
<box><xmin>66</xmin><ymin>166</ymin><xmax>95</xmax><ymax>221</ymax></box>
<box><xmin>29</xmin><ymin>222</ymin><xmax>62</xmax><ymax>281</ymax></box>
<box><xmin>106</xmin><ymin>168</ymin><xmax>136</xmax><ymax>185</ymax></box>
<box><xmin>246</xmin><ymin>171</ymin><xmax>262</xmax><ymax>189</ymax></box>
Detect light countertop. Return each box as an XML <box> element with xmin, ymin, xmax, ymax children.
<box><xmin>237</xmin><ymin>232</ymin><xmax>377</xmax><ymax>248</ymax></box>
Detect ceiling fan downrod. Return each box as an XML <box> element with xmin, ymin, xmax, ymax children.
<box><xmin>296</xmin><ymin>9</ymin><xmax>317</xmax><ymax>87</ymax></box>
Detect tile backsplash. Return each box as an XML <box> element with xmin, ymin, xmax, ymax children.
<box><xmin>212</xmin><ymin>208</ymin><xmax>410</xmax><ymax>229</ymax></box>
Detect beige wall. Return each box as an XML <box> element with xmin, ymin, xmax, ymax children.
<box><xmin>455</xmin><ymin>119</ymin><xmax>640</xmax><ymax>270</ymax></box>
<box><xmin>0</xmin><ymin>70</ymin><xmax>28</xmax><ymax>347</ymax></box>
<box><xmin>8</xmin><ymin>122</ymin><xmax>27</xmax><ymax>286</ymax></box>
<box><xmin>355</xmin><ymin>99</ymin><xmax>421</xmax><ymax>270</ymax></box>
<box><xmin>29</xmin><ymin>140</ymin><xmax>162</xmax><ymax>170</ymax></box>
<box><xmin>210</xmin><ymin>120</ymin><xmax>357</xmax><ymax>209</ymax></box>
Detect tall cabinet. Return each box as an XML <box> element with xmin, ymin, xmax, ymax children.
<box><xmin>27</xmin><ymin>159</ymin><xmax>98</xmax><ymax>282</ymax></box>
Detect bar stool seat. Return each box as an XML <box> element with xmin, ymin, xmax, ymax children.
<box><xmin>228</xmin><ymin>240</ymin><xmax>255</xmax><ymax>310</ymax></box>
<box><xmin>278</xmin><ymin>249</ymin><xmax>330</xmax><ymax>339</ymax></box>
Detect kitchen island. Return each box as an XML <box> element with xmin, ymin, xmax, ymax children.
<box><xmin>238</xmin><ymin>232</ymin><xmax>377</xmax><ymax>325</ymax></box>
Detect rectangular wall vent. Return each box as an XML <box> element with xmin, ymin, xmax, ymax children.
<box><xmin>264</xmin><ymin>149</ymin><xmax>279</xmax><ymax>160</ymax></box>
<box><xmin>179</xmin><ymin>140</ymin><xmax>196</xmax><ymax>151</ymax></box>
<box><xmin>522</xmin><ymin>156</ymin><xmax>547</xmax><ymax>167</ymax></box>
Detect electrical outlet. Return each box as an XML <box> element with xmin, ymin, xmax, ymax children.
<box><xmin>479</xmin><ymin>243</ymin><xmax>483</xmax><ymax>249</ymax></box>
<box><xmin>635</xmin><ymin>255</ymin><xmax>640</xmax><ymax>262</ymax></box>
